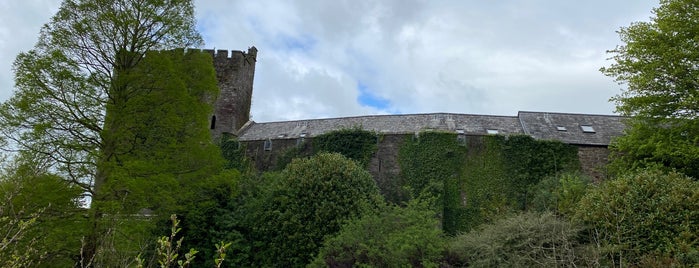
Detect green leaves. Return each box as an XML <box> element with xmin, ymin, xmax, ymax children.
<box><xmin>603</xmin><ymin>0</ymin><xmax>699</xmax><ymax>178</ymax></box>
<box><xmin>248</xmin><ymin>153</ymin><xmax>382</xmax><ymax>267</ymax></box>
<box><xmin>575</xmin><ymin>168</ymin><xmax>699</xmax><ymax>265</ymax></box>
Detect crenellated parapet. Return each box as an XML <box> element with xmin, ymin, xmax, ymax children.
<box><xmin>200</xmin><ymin>47</ymin><xmax>257</xmax><ymax>139</ymax></box>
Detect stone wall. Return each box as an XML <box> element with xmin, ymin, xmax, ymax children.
<box><xmin>207</xmin><ymin>47</ymin><xmax>257</xmax><ymax>138</ymax></box>
<box><xmin>577</xmin><ymin>145</ymin><xmax>610</xmax><ymax>182</ymax></box>
<box><xmin>241</xmin><ymin>134</ymin><xmax>613</xmax><ymax>183</ymax></box>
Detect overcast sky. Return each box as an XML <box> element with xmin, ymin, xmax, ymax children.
<box><xmin>1</xmin><ymin>0</ymin><xmax>658</xmax><ymax>122</ymax></box>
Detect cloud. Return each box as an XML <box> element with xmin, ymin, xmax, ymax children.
<box><xmin>0</xmin><ymin>0</ymin><xmax>61</xmax><ymax>101</ymax></box>
<box><xmin>1</xmin><ymin>0</ymin><xmax>659</xmax><ymax>123</ymax></box>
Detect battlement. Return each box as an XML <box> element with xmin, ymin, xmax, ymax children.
<box><xmin>204</xmin><ymin>46</ymin><xmax>258</xmax><ymax>139</ymax></box>
<box><xmin>199</xmin><ymin>47</ymin><xmax>257</xmax><ymax>64</ymax></box>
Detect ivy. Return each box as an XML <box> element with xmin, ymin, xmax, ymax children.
<box><xmin>398</xmin><ymin>133</ymin><xmax>580</xmax><ymax>234</ymax></box>
<box><xmin>219</xmin><ymin>135</ymin><xmax>252</xmax><ymax>172</ymax></box>
<box><xmin>398</xmin><ymin>131</ymin><xmax>466</xmax><ymax>235</ymax></box>
<box><xmin>312</xmin><ymin>128</ymin><xmax>378</xmax><ymax>167</ymax></box>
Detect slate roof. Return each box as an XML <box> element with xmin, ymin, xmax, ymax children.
<box><xmin>236</xmin><ymin>111</ymin><xmax>626</xmax><ymax>146</ymax></box>
<box><xmin>518</xmin><ymin>111</ymin><xmax>627</xmax><ymax>146</ymax></box>
<box><xmin>237</xmin><ymin>113</ymin><xmax>523</xmax><ymax>141</ymax></box>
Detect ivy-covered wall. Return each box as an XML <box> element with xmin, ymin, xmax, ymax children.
<box><xmin>236</xmin><ymin>130</ymin><xmax>587</xmax><ymax>234</ymax></box>
<box><xmin>397</xmin><ymin>133</ymin><xmax>580</xmax><ymax>234</ymax></box>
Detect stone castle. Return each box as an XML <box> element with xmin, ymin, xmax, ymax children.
<box><xmin>208</xmin><ymin>47</ymin><xmax>625</xmax><ymax>181</ymax></box>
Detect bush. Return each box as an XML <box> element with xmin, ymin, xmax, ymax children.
<box><xmin>575</xmin><ymin>168</ymin><xmax>699</xmax><ymax>266</ymax></box>
<box><xmin>253</xmin><ymin>153</ymin><xmax>383</xmax><ymax>267</ymax></box>
<box><xmin>311</xmin><ymin>198</ymin><xmax>444</xmax><ymax>268</ymax></box>
<box><xmin>445</xmin><ymin>212</ymin><xmax>583</xmax><ymax>267</ymax></box>
<box><xmin>529</xmin><ymin>172</ymin><xmax>591</xmax><ymax>216</ymax></box>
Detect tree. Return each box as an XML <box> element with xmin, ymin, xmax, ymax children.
<box><xmin>0</xmin><ymin>0</ymin><xmax>211</xmax><ymax>262</ymax></box>
<box><xmin>0</xmin><ymin>155</ymin><xmax>85</xmax><ymax>267</ymax></box>
<box><xmin>250</xmin><ymin>153</ymin><xmax>383</xmax><ymax>267</ymax></box>
<box><xmin>601</xmin><ymin>0</ymin><xmax>699</xmax><ymax>178</ymax></box>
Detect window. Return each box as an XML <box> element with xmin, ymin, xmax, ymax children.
<box><xmin>580</xmin><ymin>125</ymin><xmax>595</xmax><ymax>133</ymax></box>
<box><xmin>277</xmin><ymin>134</ymin><xmax>286</xmax><ymax>138</ymax></box>
<box><xmin>210</xmin><ymin>115</ymin><xmax>216</xmax><ymax>129</ymax></box>
<box><xmin>263</xmin><ymin>139</ymin><xmax>272</xmax><ymax>151</ymax></box>
<box><xmin>556</xmin><ymin>126</ymin><xmax>567</xmax><ymax>131</ymax></box>
<box><xmin>486</xmin><ymin>129</ymin><xmax>499</xmax><ymax>135</ymax></box>
<box><xmin>456</xmin><ymin>129</ymin><xmax>465</xmax><ymax>134</ymax></box>
<box><xmin>299</xmin><ymin>133</ymin><xmax>307</xmax><ymax>138</ymax></box>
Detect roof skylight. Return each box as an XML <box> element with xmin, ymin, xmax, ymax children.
<box><xmin>486</xmin><ymin>129</ymin><xmax>499</xmax><ymax>135</ymax></box>
<box><xmin>556</xmin><ymin>126</ymin><xmax>567</xmax><ymax>131</ymax></box>
<box><xmin>580</xmin><ymin>125</ymin><xmax>595</xmax><ymax>133</ymax></box>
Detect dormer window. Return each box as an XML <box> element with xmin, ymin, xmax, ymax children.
<box><xmin>486</xmin><ymin>129</ymin><xmax>499</xmax><ymax>135</ymax></box>
<box><xmin>580</xmin><ymin>125</ymin><xmax>595</xmax><ymax>133</ymax></box>
<box><xmin>556</xmin><ymin>126</ymin><xmax>567</xmax><ymax>131</ymax></box>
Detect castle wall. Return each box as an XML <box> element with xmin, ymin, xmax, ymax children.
<box><xmin>577</xmin><ymin>145</ymin><xmax>610</xmax><ymax>182</ymax></box>
<box><xmin>241</xmin><ymin>134</ymin><xmax>613</xmax><ymax>184</ymax></box>
<box><xmin>205</xmin><ymin>47</ymin><xmax>257</xmax><ymax>139</ymax></box>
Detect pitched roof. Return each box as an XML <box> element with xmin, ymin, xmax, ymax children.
<box><xmin>518</xmin><ymin>111</ymin><xmax>627</xmax><ymax>146</ymax></box>
<box><xmin>236</xmin><ymin>111</ymin><xmax>626</xmax><ymax>146</ymax></box>
<box><xmin>237</xmin><ymin>113</ymin><xmax>523</xmax><ymax>141</ymax></box>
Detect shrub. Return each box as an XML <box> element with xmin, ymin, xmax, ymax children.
<box><xmin>253</xmin><ymin>153</ymin><xmax>383</xmax><ymax>267</ymax></box>
<box><xmin>529</xmin><ymin>172</ymin><xmax>591</xmax><ymax>216</ymax></box>
<box><xmin>311</xmin><ymin>198</ymin><xmax>444</xmax><ymax>268</ymax></box>
<box><xmin>445</xmin><ymin>212</ymin><xmax>582</xmax><ymax>267</ymax></box>
<box><xmin>574</xmin><ymin>168</ymin><xmax>699</xmax><ymax>266</ymax></box>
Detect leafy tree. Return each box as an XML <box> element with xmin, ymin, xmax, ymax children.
<box><xmin>601</xmin><ymin>0</ymin><xmax>699</xmax><ymax>178</ymax></box>
<box><xmin>575</xmin><ymin>168</ymin><xmax>699</xmax><ymax>266</ymax></box>
<box><xmin>251</xmin><ymin>153</ymin><xmax>383</xmax><ymax>267</ymax></box>
<box><xmin>0</xmin><ymin>0</ymin><xmax>213</xmax><ymax>262</ymax></box>
<box><xmin>0</xmin><ymin>155</ymin><xmax>85</xmax><ymax>267</ymax></box>
<box><xmin>311</xmin><ymin>198</ymin><xmax>444</xmax><ymax>268</ymax></box>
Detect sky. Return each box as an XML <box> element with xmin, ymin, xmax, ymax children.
<box><xmin>1</xmin><ymin>0</ymin><xmax>659</xmax><ymax>123</ymax></box>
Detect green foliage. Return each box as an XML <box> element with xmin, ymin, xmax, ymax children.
<box><xmin>529</xmin><ymin>172</ymin><xmax>591</xmax><ymax>216</ymax></box>
<box><xmin>458</xmin><ymin>135</ymin><xmax>510</xmax><ymax>231</ymax></box>
<box><xmin>250</xmin><ymin>153</ymin><xmax>383</xmax><ymax>267</ymax></box>
<box><xmin>501</xmin><ymin>135</ymin><xmax>581</xmax><ymax>209</ymax></box>
<box><xmin>398</xmin><ymin>132</ymin><xmax>467</xmax><ymax>235</ymax></box>
<box><xmin>311</xmin><ymin>198</ymin><xmax>444</xmax><ymax>268</ymax></box>
<box><xmin>173</xmin><ymin>169</ymin><xmax>241</xmax><ymax>268</ymax></box>
<box><xmin>399</xmin><ymin>132</ymin><xmax>466</xmax><ymax>198</ymax></box>
<box><xmin>601</xmin><ymin>0</ymin><xmax>699</xmax><ymax>179</ymax></box>
<box><xmin>274</xmin><ymin>140</ymin><xmax>312</xmax><ymax>171</ymax></box>
<box><xmin>445</xmin><ymin>212</ymin><xmax>583</xmax><ymax>267</ymax></box>
<box><xmin>398</xmin><ymin>133</ymin><xmax>580</xmax><ymax>234</ymax></box>
<box><xmin>601</xmin><ymin>0</ymin><xmax>699</xmax><ymax>120</ymax></box>
<box><xmin>0</xmin><ymin>157</ymin><xmax>85</xmax><ymax>267</ymax></box>
<box><xmin>609</xmin><ymin>118</ymin><xmax>699</xmax><ymax>178</ymax></box>
<box><xmin>575</xmin><ymin>168</ymin><xmax>699</xmax><ymax>266</ymax></box>
<box><xmin>1</xmin><ymin>0</ymin><xmax>207</xmax><ymax>263</ymax></box>
<box><xmin>219</xmin><ymin>136</ymin><xmax>253</xmax><ymax>172</ymax></box>
<box><xmin>312</xmin><ymin>128</ymin><xmax>378</xmax><ymax>167</ymax></box>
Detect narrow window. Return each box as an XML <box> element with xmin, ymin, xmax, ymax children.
<box><xmin>263</xmin><ymin>139</ymin><xmax>272</xmax><ymax>151</ymax></box>
<box><xmin>210</xmin><ymin>115</ymin><xmax>216</xmax><ymax>129</ymax></box>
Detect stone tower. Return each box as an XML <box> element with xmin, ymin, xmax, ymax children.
<box><xmin>204</xmin><ymin>47</ymin><xmax>257</xmax><ymax>138</ymax></box>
